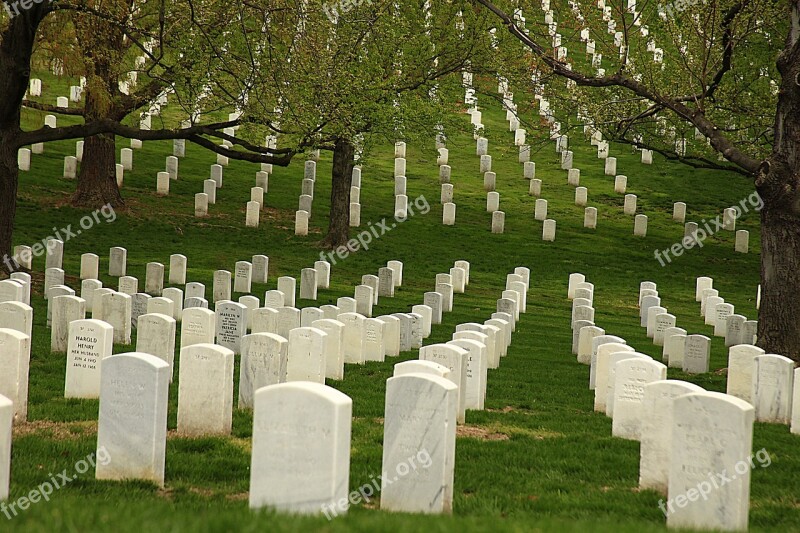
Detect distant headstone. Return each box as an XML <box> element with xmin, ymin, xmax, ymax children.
<box><xmin>638</xmin><ymin>380</ymin><xmax>705</xmax><ymax>493</ymax></box>
<box><xmin>726</xmin><ymin>345</ymin><xmax>765</xmax><ymax>403</ymax></box>
<box><xmin>177</xmin><ymin>343</ymin><xmax>234</xmax><ymax>436</ymax></box>
<box><xmin>667</xmin><ymin>392</ymin><xmax>754</xmax><ymax>531</ymax></box>
<box><xmin>0</xmin><ymin>329</ymin><xmax>31</xmax><ymax>422</ymax></box>
<box><xmin>682</xmin><ymin>335</ymin><xmax>711</xmax><ymax>374</ymax></box>
<box><xmin>239</xmin><ymin>333</ymin><xmax>289</xmax><ymax>409</ymax></box>
<box><xmin>136</xmin><ymin>313</ymin><xmax>177</xmax><ymax>380</ymax></box>
<box><xmin>95</xmin><ymin>353</ymin><xmax>169</xmax><ymax>486</ymax></box>
<box><xmin>286</xmin><ymin>327</ymin><xmax>328</xmax><ymax>383</ymax></box>
<box><xmin>419</xmin><ymin>344</ymin><xmax>468</xmax><ymax>424</ymax></box>
<box><xmin>611</xmin><ymin>358</ymin><xmax>667</xmax><ymax>440</ymax></box>
<box><xmin>380</xmin><ymin>374</ymin><xmax>456</xmax><ymax>514</ymax></box>
<box><xmin>249</xmin><ymin>382</ymin><xmax>351</xmax><ymax>515</ymax></box>
<box><xmin>752</xmin><ymin>354</ymin><xmax>794</xmax><ymax>424</ymax></box>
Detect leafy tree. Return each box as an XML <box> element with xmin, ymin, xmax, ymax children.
<box><xmin>0</xmin><ymin>0</ymin><xmax>302</xmax><ymax>272</ymax></box>
<box><xmin>472</xmin><ymin>0</ymin><xmax>799</xmax><ymax>357</ymax></box>
<box><xmin>216</xmin><ymin>0</ymin><xmax>495</xmax><ymax>247</ymax></box>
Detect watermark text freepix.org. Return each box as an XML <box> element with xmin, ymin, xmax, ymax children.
<box><xmin>659</xmin><ymin>0</ymin><xmax>706</xmax><ymax>18</ymax></box>
<box><xmin>321</xmin><ymin>448</ymin><xmax>432</xmax><ymax>519</ymax></box>
<box><xmin>2</xmin><ymin>0</ymin><xmax>47</xmax><ymax>20</ymax></box>
<box><xmin>322</xmin><ymin>0</ymin><xmax>370</xmax><ymax>23</ymax></box>
<box><xmin>319</xmin><ymin>194</ymin><xmax>430</xmax><ymax>266</ymax></box>
<box><xmin>2</xmin><ymin>203</ymin><xmax>117</xmax><ymax>271</ymax></box>
<box><xmin>658</xmin><ymin>447</ymin><xmax>771</xmax><ymax>517</ymax></box>
<box><xmin>654</xmin><ymin>191</ymin><xmax>762</xmax><ymax>267</ymax></box>
<box><xmin>1</xmin><ymin>447</ymin><xmax>112</xmax><ymax>519</ymax></box>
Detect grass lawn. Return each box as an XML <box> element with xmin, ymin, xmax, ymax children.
<box><xmin>3</xmin><ymin>67</ymin><xmax>797</xmax><ymax>533</ymax></box>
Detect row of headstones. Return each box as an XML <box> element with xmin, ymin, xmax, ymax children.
<box><xmin>347</xmin><ymin>166</ymin><xmax>365</xmax><ymax>227</ymax></box>
<box><xmin>195</xmin><ymin>161</ymin><xmax>267</xmax><ymax>219</ymax></box>
<box><xmin>436</xmin><ymin>145</ymin><xmax>457</xmax><ymax>226</ymax></box>
<box><xmin>583</xmin><ymin>331</ymin><xmax>800</xmax><ymax>531</ymax></box>
<box><xmin>37</xmin><ymin>240</ymin><xmax>325</xmax><ymax>310</ymax></box>
<box><xmin>635</xmin><ymin>282</ymin><xmax>720</xmax><ymax>373</ymax></box>
<box><xmin>502</xmin><ymin>83</ymin><xmax>578</xmax><ymax>240</ymax></box>
<box><xmin>473</xmin><ymin>135</ymin><xmax>510</xmax><ymax>234</ymax></box>
<box><xmin>62</xmin><ymin>260</ymin><xmax>324</xmax><ymax>336</ymax></box>
<box><xmin>1</xmin><ymin>277</ymin><xmax>438</xmax><ymax>424</ymax></box>
<box><xmin>0</xmin><ymin>271</ymin><xmax>527</xmax><ymax>512</ymax></box>
<box><xmin>23</xmin><ymin>247</ymin><xmax>455</xmax><ymax>357</ymax></box>
<box><xmin>683</xmin><ymin>213</ymin><xmax>751</xmax><ymax>253</ymax></box>
<box><xmin>28</xmin><ymin>247</ymin><xmax>326</xmax><ymax>351</ymax></box>
<box><xmin>389</xmin><ymin>145</ymin><xmax>419</xmax><ymax>221</ymax></box>
<box><xmin>694</xmin><ymin>276</ymin><xmax>758</xmax><ymax>347</ymax></box>
<box><xmin>45</xmin><ymin>257</ymin><xmax>419</xmax><ymax>357</ymax></box>
<box><xmin>584</xmin><ymin>333</ymin><xmax>753</xmax><ymax>531</ymax></box>
<box><xmin>572</xmin><ymin>272</ymin><xmax>789</xmax><ymax>425</ymax></box>
<box><xmin>564</xmin><ymin>269</ymin><xmax>788</xmax><ymax>531</ymax></box>
<box><xmin>352</xmin><ymin>260</ymin><xmax>405</xmax><ymax>317</ymax></box>
<box><xmin>31</xmin><ymin>355</ymin><xmax>465</xmax><ymax>513</ymax></box>
<box><xmin>500</xmin><ymin>86</ymin><xmax>595</xmax><ymax>234</ymax></box>
<box><xmin>418</xmin><ymin>272</ymin><xmax>527</xmax><ymax>427</ymax></box>
<box><xmin>289</xmin><ymin>159</ymin><xmax>319</xmax><ymax>233</ymax></box>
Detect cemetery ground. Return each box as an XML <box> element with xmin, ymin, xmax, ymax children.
<box><xmin>5</xmin><ymin>72</ymin><xmax>800</xmax><ymax>532</ymax></box>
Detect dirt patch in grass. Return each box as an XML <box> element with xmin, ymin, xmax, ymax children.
<box><xmin>189</xmin><ymin>487</ymin><xmax>217</xmax><ymax>498</ymax></box>
<box><xmin>373</xmin><ymin>415</ymin><xmax>557</xmax><ymax>441</ymax></box>
<box><xmin>457</xmin><ymin>425</ymin><xmax>510</xmax><ymax>441</ymax></box>
<box><xmin>485</xmin><ymin>405</ymin><xmax>538</xmax><ymax>415</ymax></box>
<box><xmin>14</xmin><ymin>420</ymin><xmax>97</xmax><ymax>440</ymax></box>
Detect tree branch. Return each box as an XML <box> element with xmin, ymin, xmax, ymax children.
<box><xmin>21</xmin><ymin>100</ymin><xmax>85</xmax><ymax>116</ymax></box>
<box><xmin>471</xmin><ymin>0</ymin><xmax>762</xmax><ymax>176</ymax></box>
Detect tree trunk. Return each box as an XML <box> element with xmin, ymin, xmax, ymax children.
<box><xmin>757</xmin><ymin>13</ymin><xmax>800</xmax><ymax>360</ymax></box>
<box><xmin>0</xmin><ymin>131</ymin><xmax>19</xmax><ymax>274</ymax></box>
<box><xmin>73</xmin><ymin>131</ymin><xmax>124</xmax><ymax>207</ymax></box>
<box><xmin>72</xmin><ymin>14</ymin><xmax>127</xmax><ymax>209</ymax></box>
<box><xmin>0</xmin><ymin>10</ymin><xmax>44</xmax><ymax>274</ymax></box>
<box><xmin>757</xmin><ymin>193</ymin><xmax>800</xmax><ymax>359</ymax></box>
<box><xmin>321</xmin><ymin>138</ymin><xmax>355</xmax><ymax>248</ymax></box>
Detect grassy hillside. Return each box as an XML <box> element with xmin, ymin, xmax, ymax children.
<box><xmin>4</xmin><ymin>68</ymin><xmax>796</xmax><ymax>533</ymax></box>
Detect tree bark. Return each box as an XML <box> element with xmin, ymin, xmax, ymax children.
<box><xmin>73</xmin><ymin>131</ymin><xmax>124</xmax><ymax>207</ymax></box>
<box><xmin>0</xmin><ymin>132</ymin><xmax>19</xmax><ymax>274</ymax></box>
<box><xmin>321</xmin><ymin>138</ymin><xmax>355</xmax><ymax>248</ymax></box>
<box><xmin>756</xmin><ymin>15</ymin><xmax>800</xmax><ymax>360</ymax></box>
<box><xmin>757</xmin><ymin>189</ymin><xmax>800</xmax><ymax>360</ymax></box>
<box><xmin>72</xmin><ymin>9</ymin><xmax>127</xmax><ymax>209</ymax></box>
<box><xmin>0</xmin><ymin>9</ymin><xmax>44</xmax><ymax>274</ymax></box>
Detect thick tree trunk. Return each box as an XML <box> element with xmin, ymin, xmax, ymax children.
<box><xmin>757</xmin><ymin>11</ymin><xmax>800</xmax><ymax>360</ymax></box>
<box><xmin>73</xmin><ymin>132</ymin><xmax>124</xmax><ymax>207</ymax></box>
<box><xmin>1</xmin><ymin>9</ymin><xmax>45</xmax><ymax>274</ymax></box>
<box><xmin>0</xmin><ymin>132</ymin><xmax>19</xmax><ymax>274</ymax></box>
<box><xmin>72</xmin><ymin>14</ymin><xmax>128</xmax><ymax>209</ymax></box>
<box><xmin>757</xmin><ymin>194</ymin><xmax>800</xmax><ymax>359</ymax></box>
<box><xmin>321</xmin><ymin>138</ymin><xmax>355</xmax><ymax>248</ymax></box>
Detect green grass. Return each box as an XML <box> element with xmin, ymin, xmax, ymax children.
<box><xmin>4</xmin><ymin>69</ymin><xmax>797</xmax><ymax>533</ymax></box>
